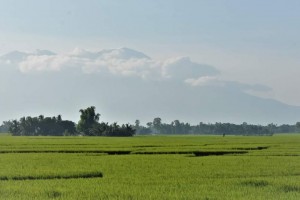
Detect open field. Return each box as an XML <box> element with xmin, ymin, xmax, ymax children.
<box><xmin>0</xmin><ymin>134</ymin><xmax>299</xmax><ymax>200</ymax></box>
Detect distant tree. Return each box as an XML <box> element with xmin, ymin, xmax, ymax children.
<box><xmin>76</xmin><ymin>106</ymin><xmax>135</xmax><ymax>137</ymax></box>
<box><xmin>135</xmin><ymin>120</ymin><xmax>140</xmax><ymax>127</ymax></box>
<box><xmin>104</xmin><ymin>123</ymin><xmax>135</xmax><ymax>137</ymax></box>
<box><xmin>0</xmin><ymin>121</ymin><xmax>13</xmax><ymax>133</ymax></box>
<box><xmin>134</xmin><ymin>119</ymin><xmax>140</xmax><ymax>131</ymax></box>
<box><xmin>7</xmin><ymin>114</ymin><xmax>76</xmax><ymax>136</ymax></box>
<box><xmin>153</xmin><ymin>117</ymin><xmax>162</xmax><ymax>134</ymax></box>
<box><xmin>277</xmin><ymin>124</ymin><xmax>293</xmax><ymax>133</ymax></box>
<box><xmin>137</xmin><ymin>126</ymin><xmax>152</xmax><ymax>135</ymax></box>
<box><xmin>60</xmin><ymin>120</ymin><xmax>77</xmax><ymax>135</ymax></box>
<box><xmin>146</xmin><ymin>122</ymin><xmax>152</xmax><ymax>128</ymax></box>
<box><xmin>242</xmin><ymin>122</ymin><xmax>249</xmax><ymax>134</ymax></box>
<box><xmin>296</xmin><ymin>122</ymin><xmax>300</xmax><ymax>133</ymax></box>
<box><xmin>268</xmin><ymin>123</ymin><xmax>277</xmax><ymax>133</ymax></box>
<box><xmin>9</xmin><ymin>120</ymin><xmax>19</xmax><ymax>135</ymax></box>
<box><xmin>173</xmin><ymin>120</ymin><xmax>181</xmax><ymax>134</ymax></box>
<box><xmin>77</xmin><ymin>106</ymin><xmax>100</xmax><ymax>135</ymax></box>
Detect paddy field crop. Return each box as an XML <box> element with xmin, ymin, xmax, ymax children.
<box><xmin>0</xmin><ymin>134</ymin><xmax>299</xmax><ymax>199</ymax></box>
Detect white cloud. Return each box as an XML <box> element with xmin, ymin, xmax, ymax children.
<box><xmin>19</xmin><ymin>55</ymin><xmax>74</xmax><ymax>72</ymax></box>
<box><xmin>1</xmin><ymin>48</ymin><xmax>296</xmax><ymax>125</ymax></box>
<box><xmin>2</xmin><ymin>48</ymin><xmax>218</xmax><ymax>81</ymax></box>
<box><xmin>82</xmin><ymin>57</ymin><xmax>160</xmax><ymax>79</ymax></box>
<box><xmin>161</xmin><ymin>57</ymin><xmax>219</xmax><ymax>80</ymax></box>
<box><xmin>185</xmin><ymin>76</ymin><xmax>223</xmax><ymax>87</ymax></box>
<box><xmin>185</xmin><ymin>76</ymin><xmax>272</xmax><ymax>94</ymax></box>
<box><xmin>0</xmin><ymin>47</ymin><xmax>272</xmax><ymax>95</ymax></box>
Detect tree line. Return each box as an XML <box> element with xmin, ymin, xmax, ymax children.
<box><xmin>4</xmin><ymin>115</ymin><xmax>76</xmax><ymax>136</ymax></box>
<box><xmin>0</xmin><ymin>106</ymin><xmax>135</xmax><ymax>136</ymax></box>
<box><xmin>134</xmin><ymin>118</ymin><xmax>300</xmax><ymax>136</ymax></box>
<box><xmin>76</xmin><ymin>106</ymin><xmax>135</xmax><ymax>136</ymax></box>
<box><xmin>1</xmin><ymin>107</ymin><xmax>300</xmax><ymax>136</ymax></box>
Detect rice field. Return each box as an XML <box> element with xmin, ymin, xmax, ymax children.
<box><xmin>0</xmin><ymin>134</ymin><xmax>299</xmax><ymax>199</ymax></box>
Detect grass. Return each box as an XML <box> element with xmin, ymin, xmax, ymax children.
<box><xmin>0</xmin><ymin>134</ymin><xmax>299</xmax><ymax>199</ymax></box>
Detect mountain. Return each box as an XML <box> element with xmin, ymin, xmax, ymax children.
<box><xmin>68</xmin><ymin>48</ymin><xmax>99</xmax><ymax>59</ymax></box>
<box><xmin>0</xmin><ymin>50</ymin><xmax>56</xmax><ymax>64</ymax></box>
<box><xmin>0</xmin><ymin>51</ymin><xmax>30</xmax><ymax>63</ymax></box>
<box><xmin>66</xmin><ymin>47</ymin><xmax>151</xmax><ymax>60</ymax></box>
<box><xmin>0</xmin><ymin>48</ymin><xmax>299</xmax><ymax>125</ymax></box>
<box><xmin>34</xmin><ymin>49</ymin><xmax>56</xmax><ymax>56</ymax></box>
<box><xmin>98</xmin><ymin>47</ymin><xmax>151</xmax><ymax>60</ymax></box>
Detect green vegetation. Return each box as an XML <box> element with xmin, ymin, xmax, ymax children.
<box><xmin>136</xmin><ymin>118</ymin><xmax>300</xmax><ymax>135</ymax></box>
<box><xmin>2</xmin><ymin>106</ymin><xmax>300</xmax><ymax>136</ymax></box>
<box><xmin>0</xmin><ymin>134</ymin><xmax>299</xmax><ymax>199</ymax></box>
<box><xmin>8</xmin><ymin>115</ymin><xmax>76</xmax><ymax>136</ymax></box>
<box><xmin>77</xmin><ymin>106</ymin><xmax>135</xmax><ymax>136</ymax></box>
<box><xmin>4</xmin><ymin>106</ymin><xmax>135</xmax><ymax>137</ymax></box>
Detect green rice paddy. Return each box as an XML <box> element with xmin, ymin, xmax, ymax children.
<box><xmin>0</xmin><ymin>134</ymin><xmax>299</xmax><ymax>199</ymax></box>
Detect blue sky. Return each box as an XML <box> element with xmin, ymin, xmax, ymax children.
<box><xmin>1</xmin><ymin>0</ymin><xmax>299</xmax><ymax>51</ymax></box>
<box><xmin>0</xmin><ymin>0</ymin><xmax>300</xmax><ymax>123</ymax></box>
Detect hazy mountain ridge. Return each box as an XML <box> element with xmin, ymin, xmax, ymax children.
<box><xmin>0</xmin><ymin>48</ymin><xmax>299</xmax><ymax>125</ymax></box>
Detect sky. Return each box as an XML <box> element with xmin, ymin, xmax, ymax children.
<box><xmin>0</xmin><ymin>0</ymin><xmax>300</xmax><ymax>124</ymax></box>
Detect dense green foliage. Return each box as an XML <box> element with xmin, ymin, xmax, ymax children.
<box><xmin>77</xmin><ymin>106</ymin><xmax>100</xmax><ymax>134</ymax></box>
<box><xmin>2</xmin><ymin>106</ymin><xmax>135</xmax><ymax>137</ymax></box>
<box><xmin>0</xmin><ymin>135</ymin><xmax>299</xmax><ymax>199</ymax></box>
<box><xmin>1</xmin><ymin>106</ymin><xmax>299</xmax><ymax>136</ymax></box>
<box><xmin>3</xmin><ymin>115</ymin><xmax>300</xmax><ymax>136</ymax></box>
<box><xmin>136</xmin><ymin>118</ymin><xmax>300</xmax><ymax>135</ymax></box>
<box><xmin>77</xmin><ymin>106</ymin><xmax>135</xmax><ymax>136</ymax></box>
<box><xmin>0</xmin><ymin>121</ymin><xmax>11</xmax><ymax>133</ymax></box>
<box><xmin>8</xmin><ymin>115</ymin><xmax>76</xmax><ymax>136</ymax></box>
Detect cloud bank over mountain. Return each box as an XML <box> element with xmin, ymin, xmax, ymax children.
<box><xmin>0</xmin><ymin>47</ymin><xmax>266</xmax><ymax>92</ymax></box>
<box><xmin>6</xmin><ymin>48</ymin><xmax>219</xmax><ymax>81</ymax></box>
<box><xmin>0</xmin><ymin>48</ymin><xmax>299</xmax><ymax>124</ymax></box>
